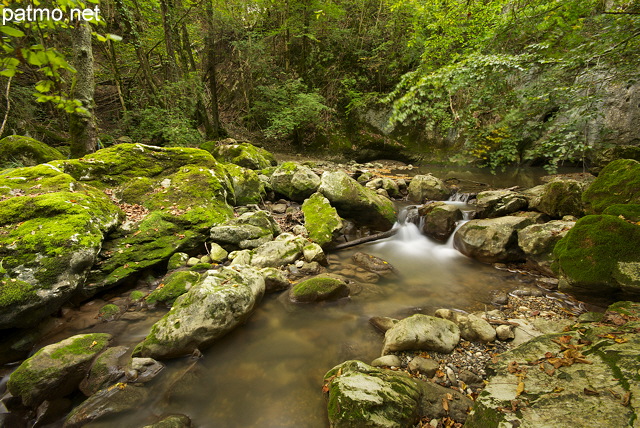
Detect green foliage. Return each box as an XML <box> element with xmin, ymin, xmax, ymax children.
<box><xmin>251</xmin><ymin>79</ymin><xmax>329</xmax><ymax>141</ymax></box>
<box><xmin>388</xmin><ymin>0</ymin><xmax>640</xmax><ymax>171</ymax></box>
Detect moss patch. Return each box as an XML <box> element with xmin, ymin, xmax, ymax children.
<box><xmin>0</xmin><ymin>135</ymin><xmax>65</xmax><ymax>168</ymax></box>
<box><xmin>203</xmin><ymin>139</ymin><xmax>276</xmax><ymax>170</ymax></box>
<box><xmin>583</xmin><ymin>159</ymin><xmax>640</xmax><ymax>214</ymax></box>
<box><xmin>146</xmin><ymin>271</ymin><xmax>201</xmax><ymax>306</ymax></box>
<box><xmin>302</xmin><ymin>192</ymin><xmax>343</xmax><ymax>247</ymax></box>
<box><xmin>553</xmin><ymin>215</ymin><xmax>640</xmax><ymax>292</ymax></box>
<box><xmin>290</xmin><ymin>275</ymin><xmax>348</xmax><ymax>303</ymax></box>
<box><xmin>603</xmin><ymin>204</ymin><xmax>640</xmax><ymax>223</ymax></box>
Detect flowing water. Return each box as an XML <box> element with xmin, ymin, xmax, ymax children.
<box><xmin>0</xmin><ymin>166</ymin><xmax>591</xmax><ymax>427</ymax></box>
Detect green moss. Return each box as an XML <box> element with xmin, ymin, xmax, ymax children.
<box><xmin>50</xmin><ymin>333</ymin><xmax>111</xmax><ymax>360</ymax></box>
<box><xmin>130</xmin><ymin>290</ymin><xmax>146</xmax><ymax>301</ymax></box>
<box><xmin>553</xmin><ymin>215</ymin><xmax>640</xmax><ymax>291</ymax></box>
<box><xmin>583</xmin><ymin>159</ymin><xmax>640</xmax><ymax>214</ymax></box>
<box><xmin>0</xmin><ymin>278</ymin><xmax>38</xmax><ymax>308</ymax></box>
<box><xmin>206</xmin><ymin>140</ymin><xmax>276</xmax><ymax>170</ymax></box>
<box><xmin>146</xmin><ymin>271</ymin><xmax>201</xmax><ymax>306</ymax></box>
<box><xmin>222</xmin><ymin>163</ymin><xmax>265</xmax><ymax>205</ymax></box>
<box><xmin>98</xmin><ymin>304</ymin><xmax>120</xmax><ymax>320</ymax></box>
<box><xmin>603</xmin><ymin>204</ymin><xmax>640</xmax><ymax>223</ymax></box>
<box><xmin>291</xmin><ymin>276</ymin><xmax>348</xmax><ymax>302</ymax></box>
<box><xmin>0</xmin><ymin>135</ymin><xmax>65</xmax><ymax>167</ymax></box>
<box><xmin>189</xmin><ymin>263</ymin><xmax>213</xmax><ymax>271</ymax></box>
<box><xmin>302</xmin><ymin>193</ymin><xmax>343</xmax><ymax>247</ymax></box>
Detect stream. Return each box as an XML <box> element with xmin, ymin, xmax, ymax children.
<box><xmin>0</xmin><ymin>166</ymin><xmax>595</xmax><ymax>427</ymax></box>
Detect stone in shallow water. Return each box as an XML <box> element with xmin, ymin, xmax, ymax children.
<box><xmin>289</xmin><ymin>275</ymin><xmax>349</xmax><ymax>303</ymax></box>
<box><xmin>382</xmin><ymin>314</ymin><xmax>460</xmax><ymax>355</ymax></box>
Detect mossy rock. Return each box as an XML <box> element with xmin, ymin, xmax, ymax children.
<box><xmin>289</xmin><ymin>275</ymin><xmax>349</xmax><ymax>303</ymax></box>
<box><xmin>532</xmin><ymin>179</ymin><xmax>585</xmax><ymax>218</ymax></box>
<box><xmin>210</xmin><ymin>209</ymin><xmax>280</xmax><ymax>250</ymax></box>
<box><xmin>202</xmin><ymin>139</ymin><xmax>276</xmax><ymax>170</ymax></box>
<box><xmin>167</xmin><ymin>252</ymin><xmax>189</xmax><ymax>270</ymax></box>
<box><xmin>603</xmin><ymin>204</ymin><xmax>640</xmax><ymax>223</ymax></box>
<box><xmin>146</xmin><ymin>271</ymin><xmax>202</xmax><ymax>307</ymax></box>
<box><xmin>270</xmin><ymin>162</ymin><xmax>321</xmax><ymax>202</ymax></box>
<box><xmin>129</xmin><ymin>290</ymin><xmax>146</xmax><ymax>302</ymax></box>
<box><xmin>98</xmin><ymin>304</ymin><xmax>121</xmax><ymax>321</ymax></box>
<box><xmin>583</xmin><ymin>159</ymin><xmax>640</xmax><ymax>214</ymax></box>
<box><xmin>0</xmin><ymin>135</ymin><xmax>65</xmax><ymax>168</ymax></box>
<box><xmin>0</xmin><ymin>166</ymin><xmax>122</xmax><ymax>329</ymax></box>
<box><xmin>301</xmin><ymin>192</ymin><xmax>343</xmax><ymax>248</ymax></box>
<box><xmin>7</xmin><ymin>333</ymin><xmax>111</xmax><ymax>407</ymax></box>
<box><xmin>323</xmin><ymin>360</ymin><xmax>422</xmax><ymax>428</ymax></box>
<box><xmin>222</xmin><ymin>163</ymin><xmax>266</xmax><ymax>205</ymax></box>
<box><xmin>553</xmin><ymin>215</ymin><xmax>640</xmax><ymax>293</ymax></box>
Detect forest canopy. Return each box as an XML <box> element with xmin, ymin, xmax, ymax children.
<box><xmin>1</xmin><ymin>0</ymin><xmax>639</xmax><ymax>169</ymax></box>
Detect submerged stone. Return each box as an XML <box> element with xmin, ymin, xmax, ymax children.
<box><xmin>290</xmin><ymin>275</ymin><xmax>349</xmax><ymax>303</ymax></box>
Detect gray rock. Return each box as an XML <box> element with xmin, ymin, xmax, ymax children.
<box><xmin>371</xmin><ymin>355</ymin><xmax>403</xmax><ymax>368</ymax></box>
<box><xmin>206</xmin><ymin>242</ymin><xmax>228</xmax><ymax>263</ymax></box>
<box><xmin>232</xmin><ymin>233</ymin><xmax>308</xmax><ymax>268</ymax></box>
<box><xmin>518</xmin><ymin>220</ymin><xmax>575</xmax><ymax>274</ymax></box>
<box><xmin>495</xmin><ymin>324</ymin><xmax>515</xmax><ymax>341</ymax></box>
<box><xmin>408</xmin><ymin>174</ymin><xmax>450</xmax><ymax>203</ymax></box>
<box><xmin>526</xmin><ymin>178</ymin><xmax>587</xmax><ymax>218</ymax></box>
<box><xmin>64</xmin><ymin>383</ymin><xmax>149</xmax><ymax>428</ymax></box>
<box><xmin>434</xmin><ymin>309</ymin><xmax>496</xmax><ymax>343</ymax></box>
<box><xmin>302</xmin><ymin>242</ymin><xmax>327</xmax><ymax>264</ymax></box>
<box><xmin>210</xmin><ymin>210</ymin><xmax>280</xmax><ymax>249</ymax></box>
<box><xmin>167</xmin><ymin>252</ymin><xmax>189</xmax><ymax>270</ymax></box>
<box><xmin>270</xmin><ymin>162</ymin><xmax>321</xmax><ymax>201</ymax></box>
<box><xmin>186</xmin><ymin>257</ymin><xmax>200</xmax><ymax>267</ymax></box>
<box><xmin>126</xmin><ymin>357</ymin><xmax>164</xmax><ymax>383</ymax></box>
<box><xmin>323</xmin><ymin>360</ymin><xmax>422</xmax><ymax>428</ymax></box>
<box><xmin>613</xmin><ymin>261</ymin><xmax>640</xmax><ymax>294</ymax></box>
<box><xmin>454</xmin><ymin>216</ymin><xmax>534</xmax><ymax>263</ymax></box>
<box><xmin>418</xmin><ymin>380</ymin><xmax>474</xmax><ymax>423</ymax></box>
<box><xmin>223</xmin><ymin>163</ymin><xmax>266</xmax><ymax>205</ymax></box>
<box><xmin>259</xmin><ymin>267</ymin><xmax>290</xmax><ymax>293</ymax></box>
<box><xmin>407</xmin><ymin>357</ymin><xmax>439</xmax><ymax>378</ymax></box>
<box><xmin>369</xmin><ymin>316</ymin><xmax>399</xmax><ymax>333</ymax></box>
<box><xmin>143</xmin><ymin>414</ymin><xmax>192</xmax><ymax>428</ymax></box>
<box><xmin>7</xmin><ymin>333</ymin><xmax>111</xmax><ymax>407</ymax></box>
<box><xmin>475</xmin><ymin>190</ymin><xmax>528</xmax><ymax>218</ymax></box>
<box><xmin>382</xmin><ymin>314</ymin><xmax>460</xmax><ymax>355</ymax></box>
<box><xmin>458</xmin><ymin>369</ymin><xmax>483</xmax><ymax>387</ymax></box>
<box><xmin>319</xmin><ymin>170</ymin><xmax>397</xmax><ymax>230</ymax></box>
<box><xmin>133</xmin><ymin>266</ymin><xmax>265</xmax><ymax>359</ymax></box>
<box><xmin>79</xmin><ymin>346</ymin><xmax>128</xmax><ymax>396</ymax></box>
<box><xmin>420</xmin><ymin>202</ymin><xmax>463</xmax><ymax>242</ymax></box>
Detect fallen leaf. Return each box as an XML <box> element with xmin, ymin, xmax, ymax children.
<box><xmin>442</xmin><ymin>397</ymin><xmax>449</xmax><ymax>412</ymax></box>
<box><xmin>516</xmin><ymin>382</ymin><xmax>525</xmax><ymax>397</ymax></box>
<box><xmin>507</xmin><ymin>361</ymin><xmax>519</xmax><ymax>374</ymax></box>
<box><xmin>584</xmin><ymin>387</ymin><xmax>599</xmax><ymax>396</ymax></box>
<box><xmin>622</xmin><ymin>391</ymin><xmax>631</xmax><ymax>407</ymax></box>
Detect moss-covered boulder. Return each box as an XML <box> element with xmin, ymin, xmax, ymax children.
<box><xmin>527</xmin><ymin>178</ymin><xmax>587</xmax><ymax>218</ymax></box>
<box><xmin>302</xmin><ymin>192</ymin><xmax>343</xmax><ymax>248</ymax></box>
<box><xmin>222</xmin><ymin>163</ymin><xmax>266</xmax><ymax>205</ymax></box>
<box><xmin>133</xmin><ymin>266</ymin><xmax>265</xmax><ymax>359</ymax></box>
<box><xmin>553</xmin><ymin>215</ymin><xmax>640</xmax><ymax>293</ymax></box>
<box><xmin>475</xmin><ymin>190</ymin><xmax>528</xmax><ymax>219</ymax></box>
<box><xmin>270</xmin><ymin>161</ymin><xmax>321</xmax><ymax>201</ymax></box>
<box><xmin>419</xmin><ymin>202</ymin><xmax>463</xmax><ymax>242</ymax></box>
<box><xmin>603</xmin><ymin>203</ymin><xmax>640</xmax><ymax>223</ymax></box>
<box><xmin>0</xmin><ymin>135</ymin><xmax>65</xmax><ymax>168</ymax></box>
<box><xmin>146</xmin><ymin>271</ymin><xmax>201</xmax><ymax>306</ymax></box>
<box><xmin>583</xmin><ymin>159</ymin><xmax>640</xmax><ymax>213</ymax></box>
<box><xmin>319</xmin><ymin>170</ymin><xmax>397</xmax><ymax>230</ymax></box>
<box><xmin>289</xmin><ymin>275</ymin><xmax>349</xmax><ymax>303</ymax></box>
<box><xmin>0</xmin><ymin>164</ymin><xmax>122</xmax><ymax>329</ymax></box>
<box><xmin>323</xmin><ymin>360</ymin><xmax>422</xmax><ymax>428</ymax></box>
<box><xmin>202</xmin><ymin>139</ymin><xmax>276</xmax><ymax>170</ymax></box>
<box><xmin>454</xmin><ymin>216</ymin><xmax>534</xmax><ymax>264</ymax></box>
<box><xmin>7</xmin><ymin>333</ymin><xmax>111</xmax><ymax>407</ymax></box>
<box><xmin>79</xmin><ymin>345</ymin><xmax>128</xmax><ymax>396</ymax></box>
<box><xmin>467</xmin><ymin>302</ymin><xmax>640</xmax><ymax>427</ymax></box>
<box><xmin>518</xmin><ymin>220</ymin><xmax>575</xmax><ymax>275</ymax></box>
<box><xmin>52</xmin><ymin>144</ymin><xmax>234</xmax><ymax>295</ymax></box>
<box><xmin>210</xmin><ymin>209</ymin><xmax>280</xmax><ymax>250</ymax></box>
<box><xmin>407</xmin><ymin>174</ymin><xmax>450</xmax><ymax>203</ymax></box>
<box><xmin>230</xmin><ymin>233</ymin><xmax>309</xmax><ymax>268</ymax></box>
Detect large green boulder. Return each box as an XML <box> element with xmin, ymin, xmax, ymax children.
<box><xmin>302</xmin><ymin>192</ymin><xmax>343</xmax><ymax>247</ymax></box>
<box><xmin>323</xmin><ymin>360</ymin><xmax>422</xmax><ymax>428</ymax></box>
<box><xmin>527</xmin><ymin>178</ymin><xmax>588</xmax><ymax>218</ymax></box>
<box><xmin>7</xmin><ymin>333</ymin><xmax>111</xmax><ymax>407</ymax></box>
<box><xmin>133</xmin><ymin>266</ymin><xmax>265</xmax><ymax>359</ymax></box>
<box><xmin>270</xmin><ymin>161</ymin><xmax>321</xmax><ymax>201</ymax></box>
<box><xmin>202</xmin><ymin>139</ymin><xmax>276</xmax><ymax>170</ymax></box>
<box><xmin>583</xmin><ymin>159</ymin><xmax>640</xmax><ymax>213</ymax></box>
<box><xmin>0</xmin><ymin>165</ymin><xmax>122</xmax><ymax>328</ymax></box>
<box><xmin>53</xmin><ymin>144</ymin><xmax>234</xmax><ymax>294</ymax></box>
<box><xmin>318</xmin><ymin>170</ymin><xmax>397</xmax><ymax>230</ymax></box>
<box><xmin>553</xmin><ymin>214</ymin><xmax>640</xmax><ymax>293</ymax></box>
<box><xmin>0</xmin><ymin>135</ymin><xmax>64</xmax><ymax>168</ymax></box>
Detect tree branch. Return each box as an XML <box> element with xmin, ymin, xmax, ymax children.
<box><xmin>0</xmin><ymin>76</ymin><xmax>12</xmax><ymax>137</ymax></box>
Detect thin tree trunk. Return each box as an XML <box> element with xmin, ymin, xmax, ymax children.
<box><xmin>160</xmin><ymin>0</ymin><xmax>179</xmax><ymax>81</ymax></box>
<box><xmin>0</xmin><ymin>76</ymin><xmax>12</xmax><ymax>137</ymax></box>
<box><xmin>69</xmin><ymin>20</ymin><xmax>97</xmax><ymax>158</ymax></box>
<box><xmin>203</xmin><ymin>1</ymin><xmax>221</xmax><ymax>138</ymax></box>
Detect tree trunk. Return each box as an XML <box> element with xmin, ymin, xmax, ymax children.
<box><xmin>160</xmin><ymin>0</ymin><xmax>179</xmax><ymax>81</ymax></box>
<box><xmin>69</xmin><ymin>20</ymin><xmax>97</xmax><ymax>158</ymax></box>
<box><xmin>203</xmin><ymin>1</ymin><xmax>222</xmax><ymax>138</ymax></box>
